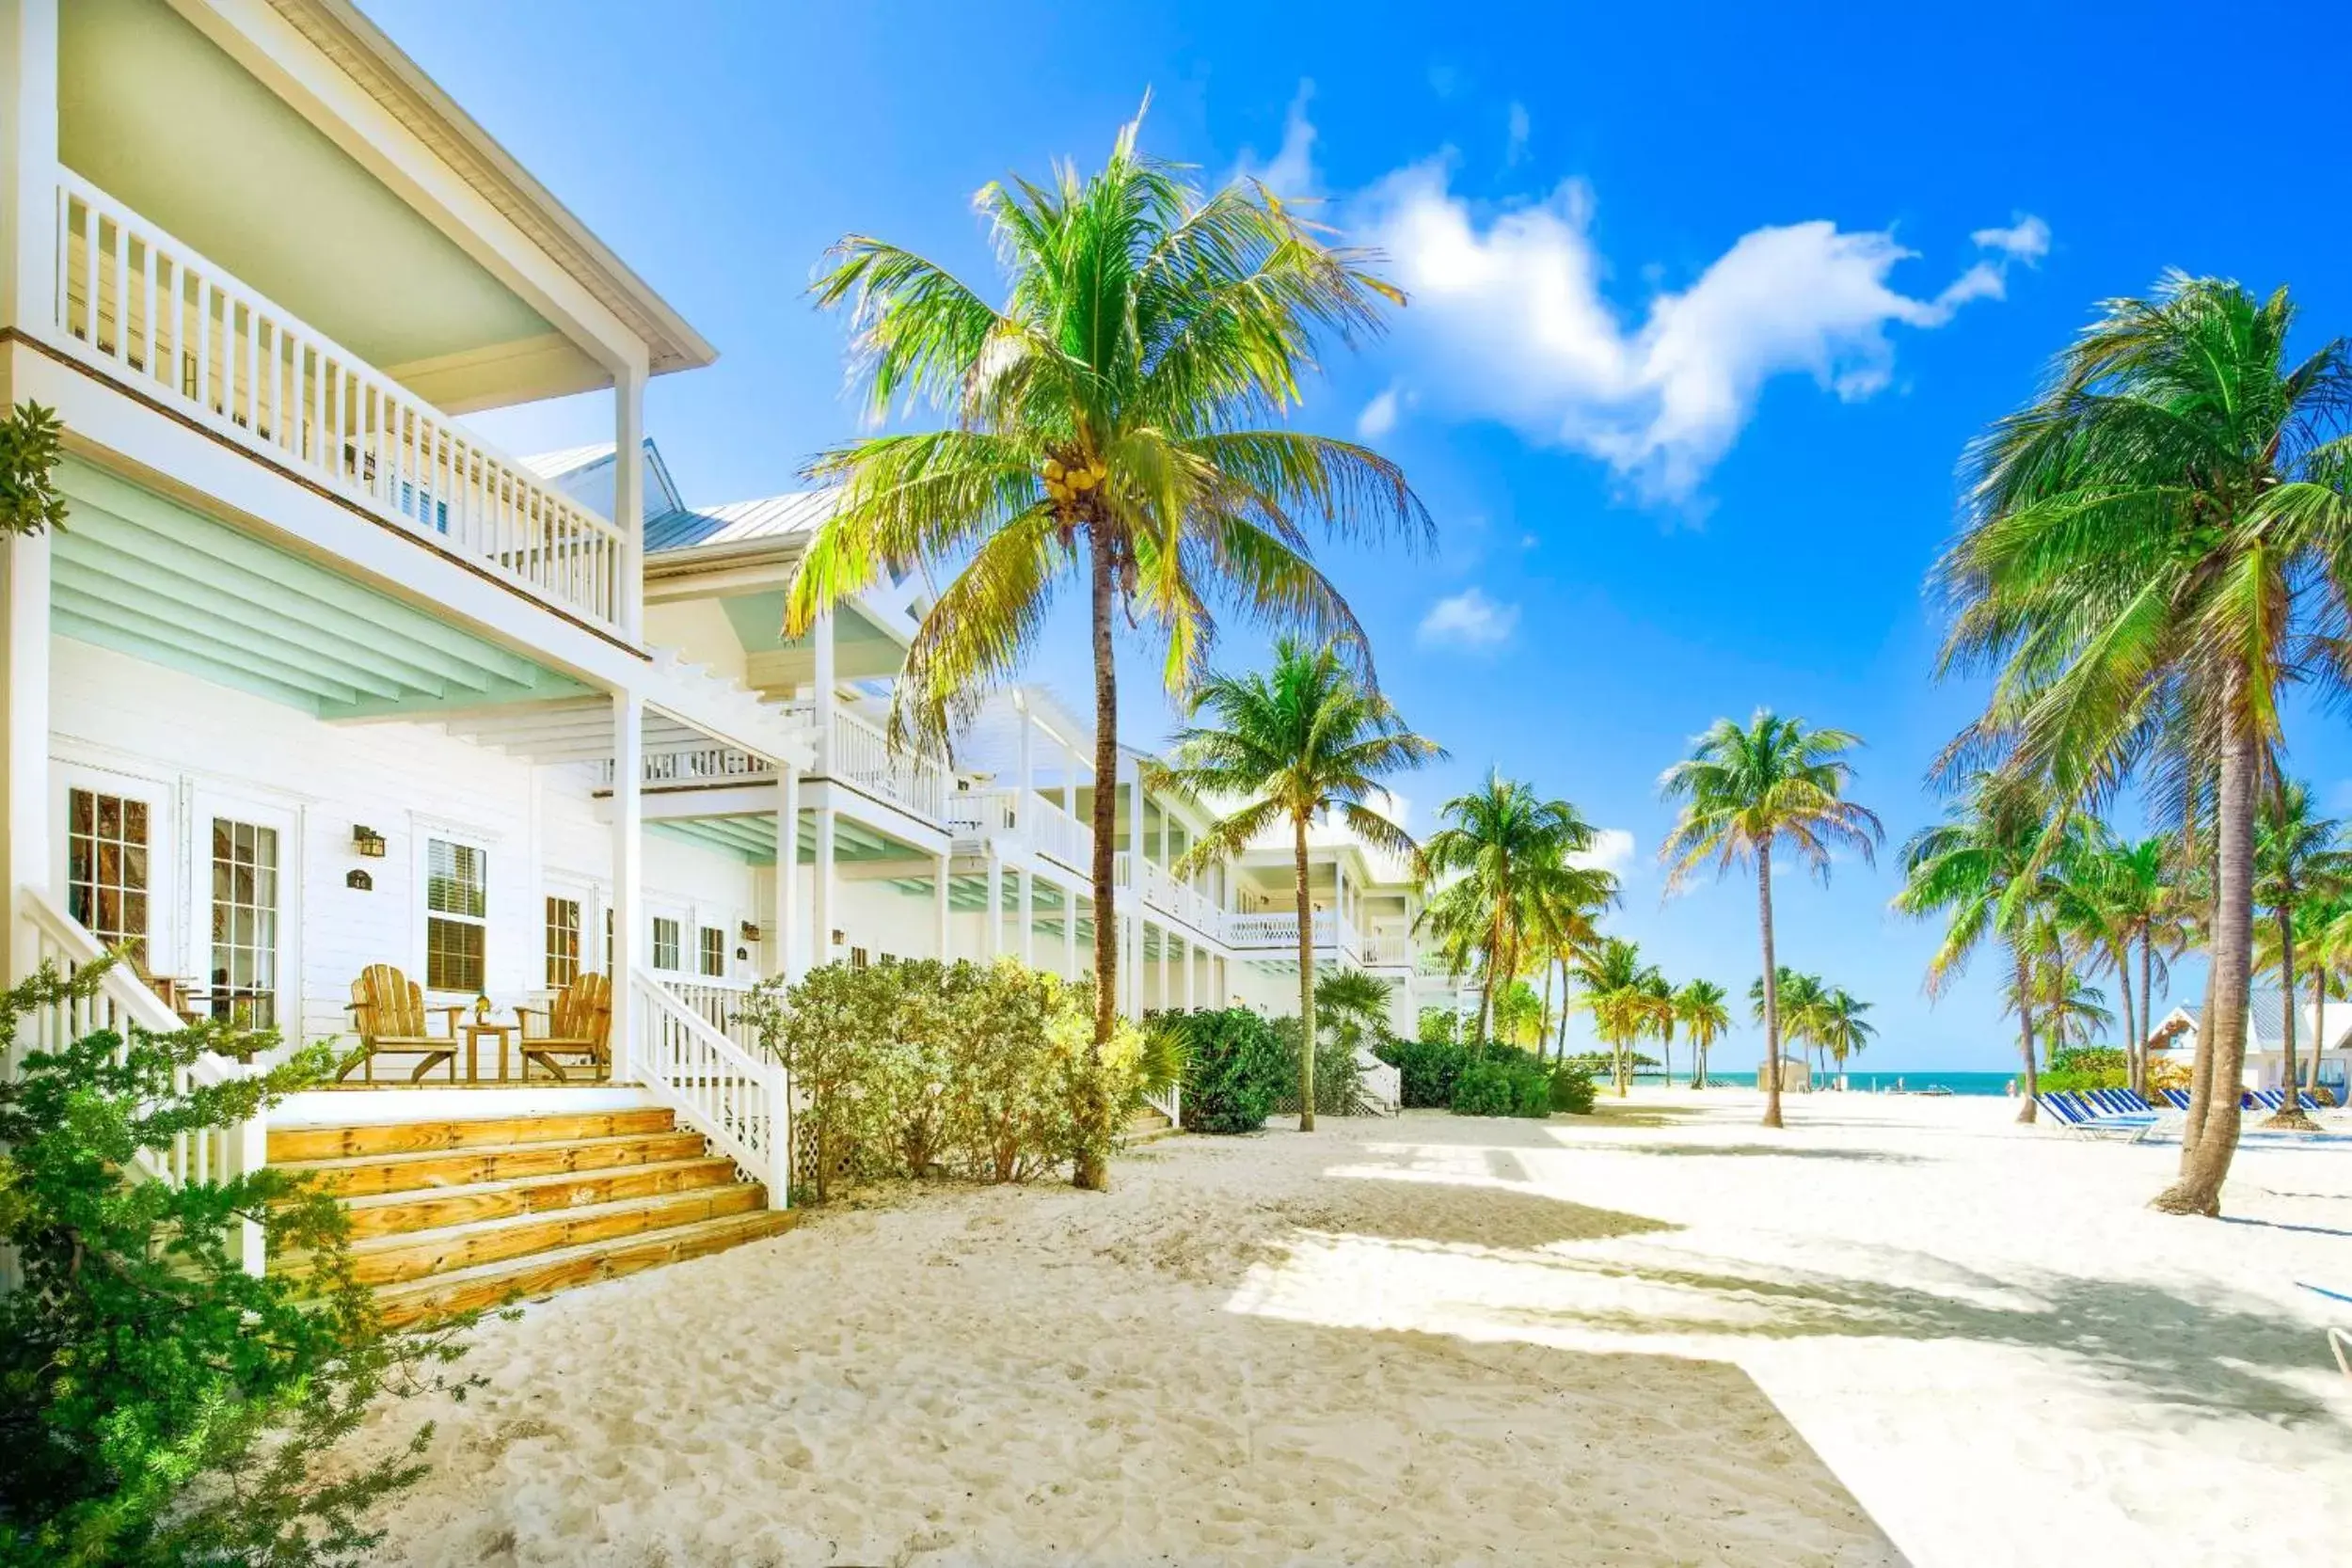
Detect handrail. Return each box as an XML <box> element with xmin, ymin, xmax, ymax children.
<box><xmin>826</xmin><ymin>707</ymin><xmax>948</xmax><ymax>820</ymax></box>
<box><xmin>660</xmin><ymin>975</ymin><xmax>761</xmax><ymax>1054</ymax></box>
<box><xmin>55</xmin><ymin>169</ymin><xmax>625</xmax><ymax>631</ymax></box>
<box><xmin>17</xmin><ymin>886</ymin><xmax>265</xmax><ymax>1271</ymax></box>
<box><xmin>632</xmin><ymin>970</ymin><xmax>789</xmax><ymax>1209</ymax></box>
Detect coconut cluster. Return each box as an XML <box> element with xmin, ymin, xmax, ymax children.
<box><xmin>1042</xmin><ymin>455</ymin><xmax>1107</xmax><ymax>505</ymax></box>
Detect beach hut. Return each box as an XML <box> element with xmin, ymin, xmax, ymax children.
<box><xmin>1757</xmin><ymin>1053</ymin><xmax>1812</xmax><ymax>1093</ymax></box>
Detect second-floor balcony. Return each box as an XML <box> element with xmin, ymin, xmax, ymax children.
<box><xmin>55</xmin><ymin>171</ymin><xmax>628</xmax><ymax>634</ymax></box>
<box><xmin>947</xmin><ymin>787</ymin><xmax>1094</xmax><ymax>872</ymax></box>
<box><xmin>777</xmin><ymin>702</ymin><xmax>947</xmax><ymax>822</ymax></box>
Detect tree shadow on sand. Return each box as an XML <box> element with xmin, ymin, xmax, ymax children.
<box><xmin>1280</xmin><ymin>1173</ymin><xmax>1677</xmax><ymax>1252</ymax></box>
<box><xmin>1488</xmin><ymin>1250</ymin><xmax>2345</xmax><ymax>1429</ymax></box>
<box><xmin>1559</xmin><ymin>1142</ymin><xmax>1928</xmax><ymax>1164</ymax></box>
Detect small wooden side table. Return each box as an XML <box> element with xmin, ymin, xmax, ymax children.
<box><xmin>460</xmin><ymin>1021</ymin><xmax>516</xmax><ymax>1084</ymax></box>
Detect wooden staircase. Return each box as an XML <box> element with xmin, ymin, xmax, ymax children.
<box><xmin>268</xmin><ymin>1107</ymin><xmax>797</xmax><ymax>1326</ymax></box>
<box><xmin>1126</xmin><ymin>1105</ymin><xmax>1179</xmax><ymax>1144</ymax></box>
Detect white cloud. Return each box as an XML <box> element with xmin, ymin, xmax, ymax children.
<box><xmin>1350</xmin><ymin>154</ymin><xmax>2050</xmax><ymax>501</ymax></box>
<box><xmin>1356</xmin><ymin>384</ymin><xmax>1404</xmax><ymax>439</ymax></box>
<box><xmin>1237</xmin><ymin>81</ymin><xmax>1318</xmax><ymax>199</ymax></box>
<box><xmin>1572</xmin><ymin>828</ymin><xmax>1635</xmax><ymax>877</ymax></box>
<box><xmin>1972</xmin><ymin>214</ymin><xmax>2052</xmax><ymax>263</ymax></box>
<box><xmin>1416</xmin><ymin>587</ymin><xmax>1519</xmax><ymax>651</ymax></box>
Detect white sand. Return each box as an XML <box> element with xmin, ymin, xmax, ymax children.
<box><xmin>349</xmin><ymin>1090</ymin><xmax>2352</xmax><ymax>1567</ymax></box>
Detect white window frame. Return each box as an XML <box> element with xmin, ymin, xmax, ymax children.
<box><xmin>415</xmin><ymin>828</ymin><xmax>493</xmax><ymax>998</ymax></box>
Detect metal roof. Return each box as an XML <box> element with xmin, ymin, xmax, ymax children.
<box><xmin>644</xmin><ymin>491</ymin><xmax>840</xmax><ymax>554</ymax></box>
<box><xmin>521</xmin><ymin>444</ymin><xmax>616</xmax><ymax>482</ymax></box>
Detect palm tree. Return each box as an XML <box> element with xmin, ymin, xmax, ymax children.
<box><xmin>1641</xmin><ymin>969</ymin><xmax>1677</xmax><ymax>1085</ymax></box>
<box><xmin>1894</xmin><ymin>773</ymin><xmax>2078</xmax><ymax>1121</ymax></box>
<box><xmin>1572</xmin><ymin>937</ymin><xmax>1662</xmax><ymax>1096</ymax></box>
<box><xmin>1675</xmin><ymin>979</ymin><xmax>1731</xmax><ymax>1088</ymax></box>
<box><xmin>1813</xmin><ymin>988</ymin><xmax>1876</xmax><ymax>1074</ymax></box>
<box><xmin>1419</xmin><ymin>774</ymin><xmax>1614</xmax><ymax>1042</ymax></box>
<box><xmin>2026</xmin><ymin>960</ymin><xmax>2112</xmax><ymax>1053</ymax></box>
<box><xmin>1933</xmin><ymin>274</ymin><xmax>2352</xmax><ymax>1214</ymax></box>
<box><xmin>1750</xmin><ymin>969</ymin><xmax>1830</xmax><ymax>1073</ymax></box>
<box><xmin>1661</xmin><ymin>711</ymin><xmax>1883</xmax><ymax>1128</ymax></box>
<box><xmin>2069</xmin><ymin>832</ymin><xmax>2183</xmax><ymax>1095</ymax></box>
<box><xmin>1490</xmin><ymin>979</ymin><xmax>1546</xmax><ymax>1050</ymax></box>
<box><xmin>1160</xmin><ymin>638</ymin><xmax>1439</xmax><ymax>1131</ymax></box>
<box><xmin>2251</xmin><ymin>783</ymin><xmax>2347</xmax><ymax>1130</ymax></box>
<box><xmin>1315</xmin><ymin>968</ymin><xmax>1398</xmax><ymax>1055</ymax></box>
<box><xmin>794</xmin><ymin>112</ymin><xmax>1429</xmax><ymax>1185</ymax></box>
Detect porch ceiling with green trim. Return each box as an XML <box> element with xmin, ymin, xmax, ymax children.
<box><xmin>54</xmin><ymin>460</ymin><xmax>587</xmax><ymax>717</ymax></box>
<box><xmin>651</xmin><ymin>813</ymin><xmax>916</xmax><ymax>866</ymax></box>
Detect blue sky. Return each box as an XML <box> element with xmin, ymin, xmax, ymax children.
<box><xmin>368</xmin><ymin>0</ymin><xmax>2352</xmax><ymax>1070</ymax></box>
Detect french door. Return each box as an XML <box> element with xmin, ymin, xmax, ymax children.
<box><xmin>193</xmin><ymin>793</ymin><xmax>299</xmax><ymax>1034</ymax></box>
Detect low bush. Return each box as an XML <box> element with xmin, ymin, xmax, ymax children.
<box><xmin>1270</xmin><ymin>1016</ymin><xmax>1365</xmax><ymax>1117</ymax></box>
<box><xmin>0</xmin><ymin>960</ymin><xmax>477</xmax><ymax>1567</ymax></box>
<box><xmin>1156</xmin><ymin>1007</ymin><xmax>1288</xmax><ymax>1133</ymax></box>
<box><xmin>1549</xmin><ymin>1061</ymin><xmax>1597</xmax><ymax>1115</ymax></box>
<box><xmin>742</xmin><ymin>958</ymin><xmax>1152</xmax><ymax>1200</ymax></box>
<box><xmin>2040</xmin><ymin>1067</ymin><xmax>2129</xmax><ymax>1093</ymax></box>
<box><xmin>1375</xmin><ymin>1037</ymin><xmax>1471</xmax><ymax>1107</ymax></box>
<box><xmin>1450</xmin><ymin>1053</ymin><xmax>1562</xmax><ymax>1118</ymax></box>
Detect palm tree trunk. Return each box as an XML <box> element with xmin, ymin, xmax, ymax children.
<box><xmin>1759</xmin><ymin>843</ymin><xmax>1784</xmax><ymax>1130</ymax></box>
<box><xmin>1294</xmin><ymin>816</ymin><xmax>1316</xmax><ymax>1132</ymax></box>
<box><xmin>2183</xmin><ymin>988</ymin><xmax>2217</xmax><ymax>1159</ymax></box>
<box><xmin>2265</xmin><ymin>904</ymin><xmax>2315</xmax><ymax>1130</ymax></box>
<box><xmin>1075</xmin><ymin>532</ymin><xmax>1120</xmax><ymax>1192</ymax></box>
<box><xmin>2158</xmin><ymin>714</ymin><xmax>2255</xmax><ymax>1216</ymax></box>
<box><xmin>2012</xmin><ymin>941</ymin><xmax>2039</xmax><ymax>1123</ymax></box>
<box><xmin>1539</xmin><ymin>963</ymin><xmax>1554</xmax><ymax>1064</ymax></box>
<box><xmin>2137</xmin><ymin>932</ymin><xmax>2154</xmax><ymax>1098</ymax></box>
<box><xmin>2113</xmin><ymin>943</ymin><xmax>2137</xmax><ymax>1098</ymax></box>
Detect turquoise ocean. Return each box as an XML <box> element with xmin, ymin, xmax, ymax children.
<box><xmin>1677</xmin><ymin>1070</ymin><xmax>2020</xmax><ymax>1098</ymax></box>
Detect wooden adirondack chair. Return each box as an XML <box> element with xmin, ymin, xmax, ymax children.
<box><xmin>341</xmin><ymin>965</ymin><xmax>462</xmax><ymax>1083</ymax></box>
<box><xmin>516</xmin><ymin>973</ymin><xmax>612</xmax><ymax>1083</ymax></box>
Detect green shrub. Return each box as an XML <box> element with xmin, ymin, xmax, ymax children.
<box><xmin>2040</xmin><ymin>1067</ymin><xmax>2129</xmax><ymax>1093</ymax></box>
<box><xmin>1160</xmin><ymin>1008</ymin><xmax>1286</xmax><ymax>1133</ymax></box>
<box><xmin>1549</xmin><ymin>1062</ymin><xmax>1597</xmax><ymax>1115</ymax></box>
<box><xmin>1271</xmin><ymin>1016</ymin><xmax>1365</xmax><ymax>1117</ymax></box>
<box><xmin>1375</xmin><ymin>1037</ymin><xmax>1470</xmax><ymax>1108</ymax></box>
<box><xmin>0</xmin><ymin>961</ymin><xmax>477</xmax><ymax>1567</ymax></box>
<box><xmin>743</xmin><ymin>958</ymin><xmax>1148</xmax><ymax>1197</ymax></box>
<box><xmin>2049</xmin><ymin>1046</ymin><xmax>2127</xmax><ymax>1078</ymax></box>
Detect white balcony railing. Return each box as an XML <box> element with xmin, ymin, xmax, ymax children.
<box><xmin>56</xmin><ymin>170</ymin><xmax>627</xmax><ymax>631</ymax></box>
<box><xmin>947</xmin><ymin>786</ymin><xmax>1018</xmax><ymax>839</ymax></box>
<box><xmin>1030</xmin><ymin>797</ymin><xmax>1093</xmax><ymax>870</ymax></box>
<box><xmin>1224</xmin><ymin>909</ymin><xmax>1360</xmax><ymax>957</ymax></box>
<box><xmin>644</xmin><ymin>743</ymin><xmax>775</xmax><ymax>786</ymax></box>
<box><xmin>1114</xmin><ymin>852</ymin><xmax>1225</xmax><ymax>938</ymax></box>
<box><xmin>818</xmin><ymin>706</ymin><xmax>947</xmax><ymax>820</ymax></box>
<box><xmin>947</xmin><ymin>788</ymin><xmax>1096</xmax><ymax>875</ymax></box>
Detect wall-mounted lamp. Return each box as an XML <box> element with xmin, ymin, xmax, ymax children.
<box><xmin>352</xmin><ymin>825</ymin><xmax>387</xmax><ymax>858</ymax></box>
<box><xmin>740</xmin><ymin>922</ymin><xmax>763</xmax><ymax>943</ymax></box>
<box><xmin>831</xmin><ymin>928</ymin><xmax>845</xmax><ymax>946</ymax></box>
<box><xmin>345</xmin><ymin>869</ymin><xmax>373</xmax><ymax>892</ymax></box>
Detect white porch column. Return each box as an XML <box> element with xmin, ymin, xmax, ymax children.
<box><xmin>1159</xmin><ymin>920</ymin><xmax>1170</xmax><ymax>1011</ymax></box>
<box><xmin>813</xmin><ymin>806</ymin><xmax>836</xmax><ymax>971</ymax></box>
<box><xmin>610</xmin><ymin>692</ymin><xmax>644</xmax><ymax>1078</ymax></box>
<box><xmin>0</xmin><ymin>0</ymin><xmax>58</xmax><ymax>338</ymax></box>
<box><xmin>1019</xmin><ymin>864</ymin><xmax>1034</xmax><ymax>967</ymax></box>
<box><xmin>1</xmin><ymin>529</ymin><xmax>48</xmax><ymax>984</ymax></box>
<box><xmin>1184</xmin><ymin>936</ymin><xmax>1196</xmax><ymax>1011</ymax></box>
<box><xmin>775</xmin><ymin>764</ymin><xmax>801</xmax><ymax>981</ymax></box>
<box><xmin>1125</xmin><ymin>774</ymin><xmax>1144</xmax><ymax>1015</ymax></box>
<box><xmin>934</xmin><ymin>853</ymin><xmax>952</xmax><ymax>961</ymax></box>
<box><xmin>1016</xmin><ymin>697</ymin><xmax>1034</xmax><ymax>825</ymax></box>
<box><xmin>812</xmin><ymin>608</ymin><xmax>836</xmax><ymax>771</ymax></box>
<box><xmin>1063</xmin><ymin>879</ymin><xmax>1078</xmax><ymax>978</ymax></box>
<box><xmin>613</xmin><ymin>360</ymin><xmax>647</xmax><ymax>641</ymax></box>
<box><xmin>984</xmin><ymin>851</ymin><xmax>1003</xmax><ymax>959</ymax></box>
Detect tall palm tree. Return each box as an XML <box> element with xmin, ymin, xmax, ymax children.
<box><xmin>1490</xmin><ymin>980</ymin><xmax>1546</xmax><ymax>1050</ymax></box>
<box><xmin>794</xmin><ymin>112</ymin><xmax>1429</xmax><ymax>1185</ymax></box>
<box><xmin>1160</xmin><ymin>638</ymin><xmax>1440</xmax><ymax>1131</ymax></box>
<box><xmin>1675</xmin><ymin>979</ymin><xmax>1731</xmax><ymax>1088</ymax></box>
<box><xmin>2069</xmin><ymin>832</ymin><xmax>2182</xmax><ymax>1094</ymax></box>
<box><xmin>1419</xmin><ymin>774</ymin><xmax>1613</xmax><ymax>1042</ymax></box>
<box><xmin>1815</xmin><ymin>988</ymin><xmax>1877</xmax><ymax>1074</ymax></box>
<box><xmin>2251</xmin><ymin>783</ymin><xmax>2348</xmax><ymax>1129</ymax></box>
<box><xmin>1894</xmin><ymin>773</ymin><xmax>2079</xmax><ymax>1121</ymax></box>
<box><xmin>1661</xmin><ymin>711</ymin><xmax>1884</xmax><ymax>1129</ymax></box>
<box><xmin>1933</xmin><ymin>274</ymin><xmax>2352</xmax><ymax>1214</ymax></box>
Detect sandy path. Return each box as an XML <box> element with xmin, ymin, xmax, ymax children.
<box><xmin>351</xmin><ymin>1092</ymin><xmax>2352</xmax><ymax>1567</ymax></box>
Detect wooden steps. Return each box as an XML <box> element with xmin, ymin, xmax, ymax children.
<box><xmin>1127</xmin><ymin>1106</ymin><xmax>1178</xmax><ymax>1145</ymax></box>
<box><xmin>277</xmin><ymin>1106</ymin><xmax>795</xmax><ymax>1324</ymax></box>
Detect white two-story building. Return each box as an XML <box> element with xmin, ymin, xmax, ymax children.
<box><xmin>0</xmin><ymin>0</ymin><xmax>1449</xmax><ymax>1316</ymax></box>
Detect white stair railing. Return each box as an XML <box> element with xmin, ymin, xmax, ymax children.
<box><xmin>631</xmin><ymin>970</ymin><xmax>789</xmax><ymax>1209</ymax></box>
<box><xmin>16</xmin><ymin>887</ymin><xmax>265</xmax><ymax>1272</ymax></box>
<box><xmin>1141</xmin><ymin>1084</ymin><xmax>1182</xmax><ymax>1127</ymax></box>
